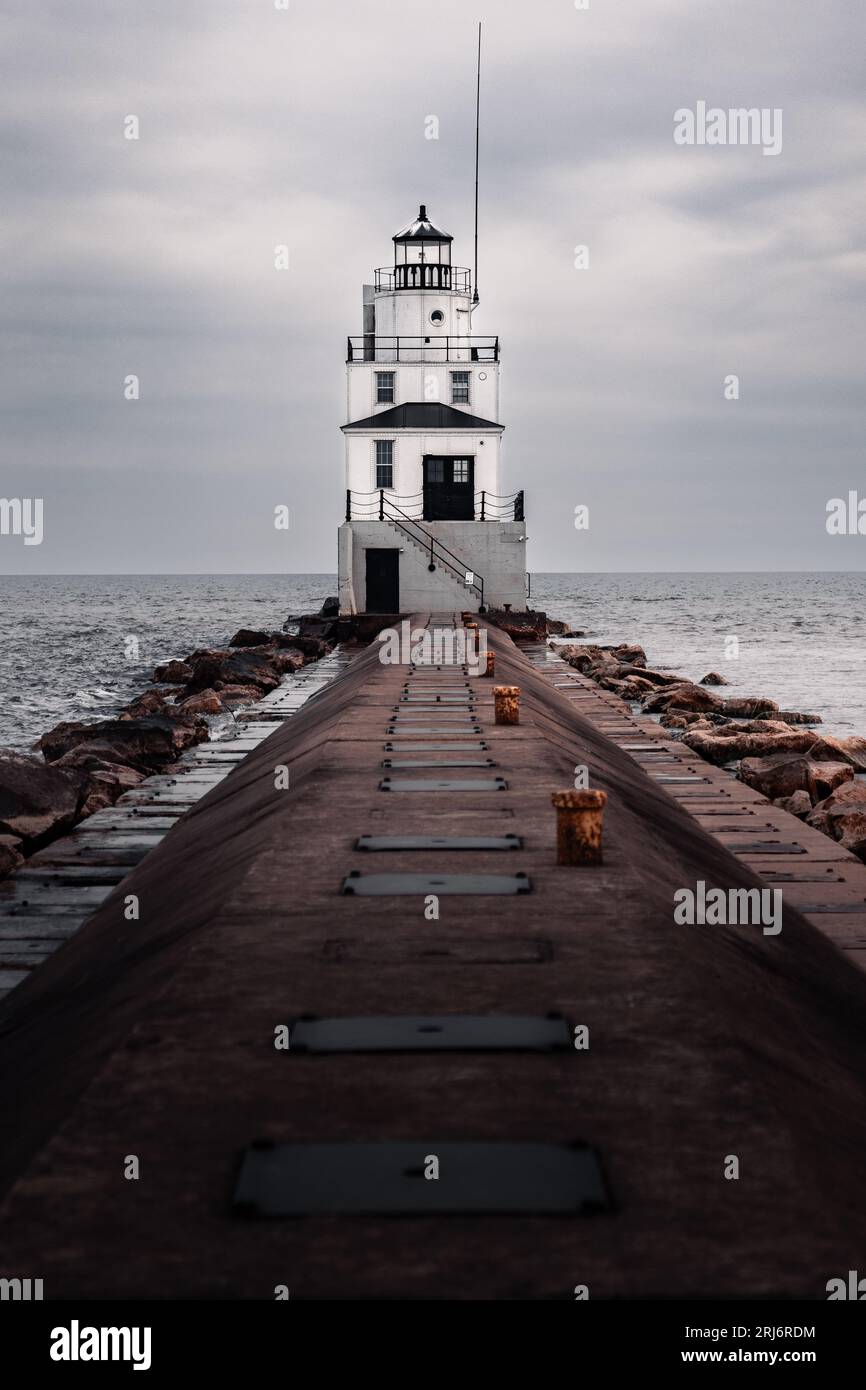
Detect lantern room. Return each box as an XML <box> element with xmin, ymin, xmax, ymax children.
<box><xmin>375</xmin><ymin>204</ymin><xmax>468</xmax><ymax>293</ymax></box>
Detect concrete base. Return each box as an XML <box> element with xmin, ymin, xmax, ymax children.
<box><xmin>338</xmin><ymin>519</ymin><xmax>527</xmax><ymax>615</ymax></box>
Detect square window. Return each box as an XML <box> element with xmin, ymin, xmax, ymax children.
<box><xmin>376</xmin><ymin>372</ymin><xmax>395</xmax><ymax>404</ymax></box>
<box><xmin>452</xmin><ymin>459</ymin><xmax>469</xmax><ymax>483</ymax></box>
<box><xmin>375</xmin><ymin>440</ymin><xmax>394</xmax><ymax>490</ymax></box>
<box><xmin>451</xmin><ymin>371</ymin><xmax>470</xmax><ymax>404</ymax></box>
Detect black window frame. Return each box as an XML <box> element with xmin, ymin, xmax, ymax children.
<box><xmin>375</xmin><ymin>371</ymin><xmax>395</xmax><ymax>405</ymax></box>
<box><xmin>375</xmin><ymin>439</ymin><xmax>394</xmax><ymax>490</ymax></box>
<box><xmin>451</xmin><ymin>370</ymin><xmax>470</xmax><ymax>404</ymax></box>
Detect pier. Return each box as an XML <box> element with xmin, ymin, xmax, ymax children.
<box><xmin>0</xmin><ymin>649</ymin><xmax>350</xmax><ymax>1001</ymax></box>
<box><xmin>1</xmin><ymin>615</ymin><xmax>866</xmax><ymax>1298</ymax></box>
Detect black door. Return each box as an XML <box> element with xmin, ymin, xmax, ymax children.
<box><xmin>365</xmin><ymin>548</ymin><xmax>399</xmax><ymax>612</ymax></box>
<box><xmin>423</xmin><ymin>456</ymin><xmax>475</xmax><ymax>520</ymax></box>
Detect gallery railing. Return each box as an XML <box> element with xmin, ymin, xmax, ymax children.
<box><xmin>346</xmin><ymin>335</ymin><xmax>499</xmax><ymax>363</ymax></box>
<box><xmin>373</xmin><ymin>265</ymin><xmax>472</xmax><ymax>293</ymax></box>
<box><xmin>345</xmin><ymin>489</ymin><xmax>524</xmax><ymax>522</ymax></box>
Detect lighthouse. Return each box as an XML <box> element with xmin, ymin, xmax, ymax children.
<box><xmin>338</xmin><ymin>204</ymin><xmax>527</xmax><ymax>614</ymax></box>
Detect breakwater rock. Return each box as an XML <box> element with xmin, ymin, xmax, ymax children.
<box><xmin>0</xmin><ymin>751</ymin><xmax>83</xmax><ymax>848</ymax></box>
<box><xmin>553</xmin><ymin>636</ymin><xmax>866</xmax><ymax>864</ymax></box>
<box><xmin>0</xmin><ymin>612</ymin><xmax>342</xmax><ymax>880</ymax></box>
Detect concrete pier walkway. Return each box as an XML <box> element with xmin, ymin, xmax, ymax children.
<box><xmin>1</xmin><ymin>615</ymin><xmax>866</xmax><ymax>1299</ymax></box>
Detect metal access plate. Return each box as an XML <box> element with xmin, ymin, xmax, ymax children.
<box><xmin>387</xmin><ymin>726</ymin><xmax>483</xmax><ymax>735</ymax></box>
<box><xmin>380</xmin><ymin>777</ymin><xmax>507</xmax><ymax>792</ymax></box>
<box><xmin>728</xmin><ymin>841</ymin><xmax>806</xmax><ymax>854</ymax></box>
<box><xmin>288</xmin><ymin>1014</ymin><xmax>570</xmax><ymax>1053</ymax></box>
<box><xmin>399</xmin><ymin>695</ymin><xmax>473</xmax><ymax>702</ymax></box>
<box><xmin>398</xmin><ymin>709</ymin><xmax>476</xmax><ymax>716</ymax></box>
<box><xmin>233</xmin><ymin>1141</ymin><xmax>609</xmax><ymax>1216</ymax></box>
<box><xmin>355</xmin><ymin>834</ymin><xmax>522</xmax><ymax>851</ymax></box>
<box><xmin>389</xmin><ymin>722</ymin><xmax>478</xmax><ymax>733</ymax></box>
<box><xmin>384</xmin><ymin>742</ymin><xmax>489</xmax><ymax>752</ymax></box>
<box><xmin>398</xmin><ymin>693</ymin><xmax>474</xmax><ymax>700</ymax></box>
<box><xmin>382</xmin><ymin>758</ymin><xmax>495</xmax><ymax>769</ymax></box>
<box><xmin>390</xmin><ymin>711</ymin><xmax>478</xmax><ymax>718</ymax></box>
<box><xmin>341</xmin><ymin>871</ymin><xmax>530</xmax><ymax>895</ymax></box>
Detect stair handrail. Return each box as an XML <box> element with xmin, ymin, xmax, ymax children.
<box><xmin>380</xmin><ymin>495</ymin><xmax>485</xmax><ymax>609</ymax></box>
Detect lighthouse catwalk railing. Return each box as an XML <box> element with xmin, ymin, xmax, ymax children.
<box><xmin>346</xmin><ymin>335</ymin><xmax>499</xmax><ymax>363</ymax></box>
<box><xmin>346</xmin><ymin>489</ymin><xmax>524</xmax><ymax>523</ymax></box>
<box><xmin>373</xmin><ymin>265</ymin><xmax>472</xmax><ymax>293</ymax></box>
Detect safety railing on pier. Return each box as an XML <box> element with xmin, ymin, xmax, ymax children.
<box><xmin>346</xmin><ymin>335</ymin><xmax>499</xmax><ymax>363</ymax></box>
<box><xmin>345</xmin><ymin>489</ymin><xmax>524</xmax><ymax>522</ymax></box>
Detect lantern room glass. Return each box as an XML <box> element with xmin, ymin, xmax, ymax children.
<box><xmin>394</xmin><ymin>240</ymin><xmax>452</xmax><ymax>268</ymax></box>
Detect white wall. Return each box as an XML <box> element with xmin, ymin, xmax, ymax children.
<box><xmin>373</xmin><ymin>287</ymin><xmax>472</xmax><ymax>339</ymax></box>
<box><xmin>344</xmin><ymin>430</ymin><xmax>503</xmax><ymax>503</ymax></box>
<box><xmin>346</xmin><ymin>361</ymin><xmax>500</xmax><ymax>426</ymax></box>
<box><xmin>338</xmin><ymin>519</ymin><xmax>527</xmax><ymax>614</ymax></box>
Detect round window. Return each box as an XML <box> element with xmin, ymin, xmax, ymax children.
<box><xmin>430</xmin><ymin>309</ymin><xmax>445</xmax><ymax>325</ymax></box>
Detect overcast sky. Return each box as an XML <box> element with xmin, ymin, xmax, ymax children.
<box><xmin>2</xmin><ymin>0</ymin><xmax>865</xmax><ymax>574</ymax></box>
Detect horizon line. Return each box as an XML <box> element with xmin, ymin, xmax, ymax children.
<box><xmin>2</xmin><ymin>568</ymin><xmax>866</xmax><ymax>579</ymax></box>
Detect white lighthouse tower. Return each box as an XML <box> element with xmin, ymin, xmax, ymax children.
<box><xmin>338</xmin><ymin>204</ymin><xmax>527</xmax><ymax>614</ymax></box>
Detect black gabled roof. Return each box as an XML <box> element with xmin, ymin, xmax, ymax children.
<box><xmin>342</xmin><ymin>402</ymin><xmax>504</xmax><ymax>433</ymax></box>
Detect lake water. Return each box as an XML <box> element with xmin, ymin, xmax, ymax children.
<box><xmin>0</xmin><ymin>572</ymin><xmax>863</xmax><ymax>750</ymax></box>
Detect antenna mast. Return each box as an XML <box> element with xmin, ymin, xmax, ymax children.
<box><xmin>473</xmin><ymin>20</ymin><xmax>481</xmax><ymax>307</ymax></box>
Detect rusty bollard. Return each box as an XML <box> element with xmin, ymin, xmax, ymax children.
<box><xmin>484</xmin><ymin>650</ymin><xmax>495</xmax><ymax>677</ymax></box>
<box><xmin>465</xmin><ymin>621</ymin><xmax>480</xmax><ymax>653</ymax></box>
<box><xmin>493</xmin><ymin>684</ymin><xmax>520</xmax><ymax>725</ymax></box>
<box><xmin>551</xmin><ymin>789</ymin><xmax>608</xmax><ymax>866</ymax></box>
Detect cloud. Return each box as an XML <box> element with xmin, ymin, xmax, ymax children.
<box><xmin>1</xmin><ymin>0</ymin><xmax>865</xmax><ymax>572</ymax></box>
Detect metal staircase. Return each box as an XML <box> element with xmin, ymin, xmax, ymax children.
<box><xmin>380</xmin><ymin>518</ymin><xmax>483</xmax><ymax>610</ymax></box>
<box><xmin>349</xmin><ymin>491</ymin><xmax>485</xmax><ymax>609</ymax></box>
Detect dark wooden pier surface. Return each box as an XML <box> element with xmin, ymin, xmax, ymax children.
<box><xmin>1</xmin><ymin>615</ymin><xmax>866</xmax><ymax>1300</ymax></box>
